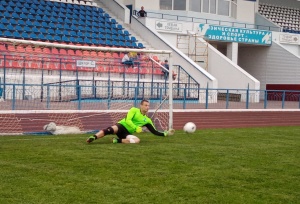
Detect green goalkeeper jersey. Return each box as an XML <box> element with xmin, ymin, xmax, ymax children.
<box><xmin>118</xmin><ymin>107</ymin><xmax>164</xmax><ymax>136</ymax></box>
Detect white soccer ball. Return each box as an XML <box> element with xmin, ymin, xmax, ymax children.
<box><xmin>183</xmin><ymin>122</ymin><xmax>196</xmax><ymax>133</ymax></box>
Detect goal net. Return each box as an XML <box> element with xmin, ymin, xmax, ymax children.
<box><xmin>0</xmin><ymin>38</ymin><xmax>173</xmax><ymax>135</ymax></box>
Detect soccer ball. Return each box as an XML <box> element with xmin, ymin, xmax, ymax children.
<box><xmin>183</xmin><ymin>122</ymin><xmax>196</xmax><ymax>133</ymax></box>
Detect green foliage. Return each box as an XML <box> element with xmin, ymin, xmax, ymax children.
<box><xmin>0</xmin><ymin>127</ymin><xmax>300</xmax><ymax>204</ymax></box>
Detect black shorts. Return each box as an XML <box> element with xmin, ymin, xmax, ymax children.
<box><xmin>116</xmin><ymin>123</ymin><xmax>130</xmax><ymax>139</ymax></box>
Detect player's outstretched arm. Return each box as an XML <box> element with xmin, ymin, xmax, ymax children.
<box><xmin>144</xmin><ymin>124</ymin><xmax>175</xmax><ymax>136</ymax></box>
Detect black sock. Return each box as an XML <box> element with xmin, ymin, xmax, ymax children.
<box><xmin>117</xmin><ymin>138</ymin><xmax>122</xmax><ymax>143</ymax></box>
<box><xmin>93</xmin><ymin>135</ymin><xmax>98</xmax><ymax>140</ymax></box>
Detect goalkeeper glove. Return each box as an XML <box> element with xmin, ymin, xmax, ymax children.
<box><xmin>136</xmin><ymin>126</ymin><xmax>143</xmax><ymax>133</ymax></box>
<box><xmin>164</xmin><ymin>129</ymin><xmax>175</xmax><ymax>136</ymax></box>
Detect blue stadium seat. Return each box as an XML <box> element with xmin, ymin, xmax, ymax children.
<box><xmin>44</xmin><ymin>10</ymin><xmax>52</xmax><ymax>17</ymax></box>
<box><xmin>78</xmin><ymin>20</ymin><xmax>85</xmax><ymax>26</ymax></box>
<box><xmin>69</xmin><ymin>36</ymin><xmax>77</xmax><ymax>44</ymax></box>
<box><xmin>33</xmin><ymin>21</ymin><xmax>41</xmax><ymax>28</ymax></box>
<box><xmin>105</xmin><ymin>40</ymin><xmax>112</xmax><ymax>46</ymax></box>
<box><xmin>36</xmin><ymin>15</ymin><xmax>43</xmax><ymax>22</ymax></box>
<box><xmin>8</xmin><ymin>1</ymin><xmax>15</xmax><ymax>6</ymax></box>
<box><xmin>91</xmin><ymin>33</ymin><xmax>98</xmax><ymax>39</ymax></box>
<box><xmin>132</xmin><ymin>42</ymin><xmax>138</xmax><ymax>48</ymax></box>
<box><xmin>70</xmin><ymin>25</ymin><xmax>77</xmax><ymax>31</ymax></box>
<box><xmin>42</xmin><ymin>22</ymin><xmax>49</xmax><ymax>28</ymax></box>
<box><xmin>42</xmin><ymin>16</ymin><xmax>50</xmax><ymax>22</ymax></box>
<box><xmin>105</xmin><ymin>34</ymin><xmax>112</xmax><ymax>40</ymax></box>
<box><xmin>118</xmin><ymin>30</ymin><xmax>124</xmax><ymax>36</ymax></box>
<box><xmin>99</xmin><ymin>39</ymin><xmax>105</xmax><ymax>45</ymax></box>
<box><xmin>0</xmin><ymin>30</ymin><xmax>3</xmax><ymax>37</ymax></box>
<box><xmin>124</xmin><ymin>30</ymin><xmax>130</xmax><ymax>36</ymax></box>
<box><xmin>32</xmin><ymin>27</ymin><xmax>39</xmax><ymax>34</ymax></box>
<box><xmin>7</xmin><ymin>24</ymin><xmax>15</xmax><ymax>31</ymax></box>
<box><xmin>72</xmin><ymin>19</ymin><xmax>79</xmax><ymax>25</ymax></box>
<box><xmin>28</xmin><ymin>14</ymin><xmax>35</xmax><ymax>20</ymax></box>
<box><xmin>0</xmin><ymin>23</ymin><xmax>5</xmax><ymax>31</ymax></box>
<box><xmin>0</xmin><ymin>1</ymin><xmax>8</xmax><ymax>6</ymax></box>
<box><xmin>119</xmin><ymin>41</ymin><xmax>126</xmax><ymax>47</ymax></box>
<box><xmin>57</xmin><ymin>18</ymin><xmax>64</xmax><ymax>24</ymax></box>
<box><xmin>24</xmin><ymin>3</ymin><xmax>30</xmax><ymax>9</ymax></box>
<box><xmin>78</xmin><ymin>25</ymin><xmax>85</xmax><ymax>31</ymax></box>
<box><xmin>20</xmin><ymin>13</ymin><xmax>27</xmax><ymax>19</ymax></box>
<box><xmin>98</xmin><ymin>8</ymin><xmax>104</xmax><ymax>13</ymax></box>
<box><xmin>138</xmin><ymin>43</ymin><xmax>145</xmax><ymax>49</ymax></box>
<box><xmin>112</xmin><ymin>35</ymin><xmax>118</xmax><ymax>41</ymax></box>
<box><xmin>54</xmin><ymin>35</ymin><xmax>61</xmax><ymax>42</ymax></box>
<box><xmin>56</xmin><ymin>23</ymin><xmax>63</xmax><ymax>30</ymax></box>
<box><xmin>112</xmin><ymin>40</ymin><xmax>120</xmax><ymax>47</ymax></box>
<box><xmin>15</xmin><ymin>25</ymin><xmax>23</xmax><ymax>32</ymax></box>
<box><xmin>125</xmin><ymin>36</ymin><xmax>130</xmax><ymax>42</ymax></box>
<box><xmin>6</xmin><ymin>6</ymin><xmax>14</xmax><ymax>12</ymax></box>
<box><xmin>70</xmin><ymin>31</ymin><xmax>77</xmax><ymax>37</ymax></box>
<box><xmin>21</xmin><ymin>7</ymin><xmax>29</xmax><ymax>14</ymax></box>
<box><xmin>111</xmin><ymin>29</ymin><xmax>118</xmax><ymax>35</ymax></box>
<box><xmin>62</xmin><ymin>35</ymin><xmax>70</xmax><ymax>43</ymax></box>
<box><xmin>98</xmin><ymin>33</ymin><xmax>105</xmax><ymax>40</ymax></box>
<box><xmin>77</xmin><ymin>31</ymin><xmax>84</xmax><ymax>37</ymax></box>
<box><xmin>63</xmin><ymin>30</ymin><xmax>70</xmax><ymax>36</ymax></box>
<box><xmin>21</xmin><ymin>32</ymin><xmax>29</xmax><ymax>39</ymax></box>
<box><xmin>55</xmin><ymin>29</ymin><xmax>62</xmax><ymax>35</ymax></box>
<box><xmin>91</xmin><ymin>38</ymin><xmax>98</xmax><ymax>45</ymax></box>
<box><xmin>24</xmin><ymin>26</ymin><xmax>31</xmax><ymax>33</ymax></box>
<box><xmin>38</xmin><ymin>5</ymin><xmax>45</xmax><ymax>11</ymax></box>
<box><xmin>125</xmin><ymin>41</ymin><xmax>132</xmax><ymax>48</ymax></box>
<box><xmin>64</xmin><ymin>24</ymin><xmax>71</xmax><ymax>30</ymax></box>
<box><xmin>76</xmin><ymin>37</ymin><xmax>84</xmax><ymax>44</ymax></box>
<box><xmin>16</xmin><ymin>2</ymin><xmax>23</xmax><ymax>8</ymax></box>
<box><xmin>131</xmin><ymin>36</ymin><xmax>137</xmax><ymax>42</ymax></box>
<box><xmin>118</xmin><ymin>35</ymin><xmax>125</xmax><ymax>42</ymax></box>
<box><xmin>10</xmin><ymin>19</ymin><xmax>18</xmax><ymax>26</ymax></box>
<box><xmin>51</xmin><ymin>11</ymin><xmax>58</xmax><ymax>17</ymax></box>
<box><xmin>3</xmin><ymin>12</ymin><xmax>10</xmax><ymax>18</ymax></box>
<box><xmin>111</xmin><ymin>19</ymin><xmax>117</xmax><ymax>24</ymax></box>
<box><xmin>25</xmin><ymin>20</ymin><xmax>33</xmax><ymax>27</ymax></box>
<box><xmin>13</xmin><ymin>31</ymin><xmax>22</xmax><ymax>39</ymax></box>
<box><xmin>105</xmin><ymin>28</ymin><xmax>112</xmax><ymax>34</ymax></box>
<box><xmin>86</xmin><ymin>10</ymin><xmax>92</xmax><ymax>16</ymax></box>
<box><xmin>92</xmin><ymin>27</ymin><xmax>98</xmax><ymax>33</ymax></box>
<box><xmin>45</xmin><ymin>6</ymin><xmax>52</xmax><ymax>12</ymax></box>
<box><xmin>117</xmin><ymin>24</ymin><xmax>123</xmax><ymax>30</ymax></box>
<box><xmin>48</xmin><ymin>22</ymin><xmax>56</xmax><ymax>29</ymax></box>
<box><xmin>46</xmin><ymin>34</ymin><xmax>54</xmax><ymax>41</ymax></box>
<box><xmin>84</xmin><ymin>37</ymin><xmax>92</xmax><ymax>45</ymax></box>
<box><xmin>30</xmin><ymin>33</ymin><xmax>39</xmax><ymax>40</ymax></box>
<box><xmin>29</xmin><ymin>8</ymin><xmax>36</xmax><ymax>14</ymax></box>
<box><xmin>48</xmin><ymin>29</ymin><xmax>55</xmax><ymax>35</ymax></box>
<box><xmin>1</xmin><ymin>18</ymin><xmax>9</xmax><ymax>25</ymax></box>
<box><xmin>40</xmin><ymin>27</ymin><xmax>47</xmax><ymax>34</ymax></box>
<box><xmin>14</xmin><ymin>7</ymin><xmax>22</xmax><ymax>14</ymax></box>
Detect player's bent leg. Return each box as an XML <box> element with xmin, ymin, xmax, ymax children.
<box><xmin>86</xmin><ymin>125</ymin><xmax>118</xmax><ymax>143</ymax></box>
<box><xmin>123</xmin><ymin>135</ymin><xmax>140</xmax><ymax>144</ymax></box>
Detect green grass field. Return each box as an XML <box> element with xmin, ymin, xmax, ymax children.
<box><xmin>0</xmin><ymin>127</ymin><xmax>300</xmax><ymax>204</ymax></box>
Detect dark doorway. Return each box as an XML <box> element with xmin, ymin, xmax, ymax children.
<box><xmin>126</xmin><ymin>4</ymin><xmax>133</xmax><ymax>23</ymax></box>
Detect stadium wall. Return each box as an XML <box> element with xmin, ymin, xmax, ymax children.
<box><xmin>1</xmin><ymin>110</ymin><xmax>300</xmax><ymax>134</ymax></box>
<box><xmin>238</xmin><ymin>41</ymin><xmax>300</xmax><ymax>91</ymax></box>
<box><xmin>130</xmin><ymin>16</ymin><xmax>218</xmax><ymax>89</ymax></box>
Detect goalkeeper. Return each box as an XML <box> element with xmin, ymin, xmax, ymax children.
<box><xmin>86</xmin><ymin>99</ymin><xmax>174</xmax><ymax>144</ymax></box>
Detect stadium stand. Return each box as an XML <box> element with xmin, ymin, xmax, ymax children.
<box><xmin>0</xmin><ymin>0</ymin><xmax>144</xmax><ymax>48</ymax></box>
<box><xmin>259</xmin><ymin>3</ymin><xmax>300</xmax><ymax>33</ymax></box>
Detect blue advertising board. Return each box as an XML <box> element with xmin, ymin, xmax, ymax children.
<box><xmin>199</xmin><ymin>24</ymin><xmax>272</xmax><ymax>45</ymax></box>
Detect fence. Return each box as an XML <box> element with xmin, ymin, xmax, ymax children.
<box><xmin>0</xmin><ymin>83</ymin><xmax>300</xmax><ymax>110</ymax></box>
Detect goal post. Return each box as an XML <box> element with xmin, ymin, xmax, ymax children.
<box><xmin>0</xmin><ymin>38</ymin><xmax>174</xmax><ymax>135</ymax></box>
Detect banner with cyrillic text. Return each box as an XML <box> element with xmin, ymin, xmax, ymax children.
<box><xmin>198</xmin><ymin>24</ymin><xmax>272</xmax><ymax>45</ymax></box>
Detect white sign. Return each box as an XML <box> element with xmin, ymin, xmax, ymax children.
<box><xmin>279</xmin><ymin>34</ymin><xmax>299</xmax><ymax>44</ymax></box>
<box><xmin>76</xmin><ymin>60</ymin><xmax>96</xmax><ymax>68</ymax></box>
<box><xmin>155</xmin><ymin>21</ymin><xmax>182</xmax><ymax>32</ymax></box>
